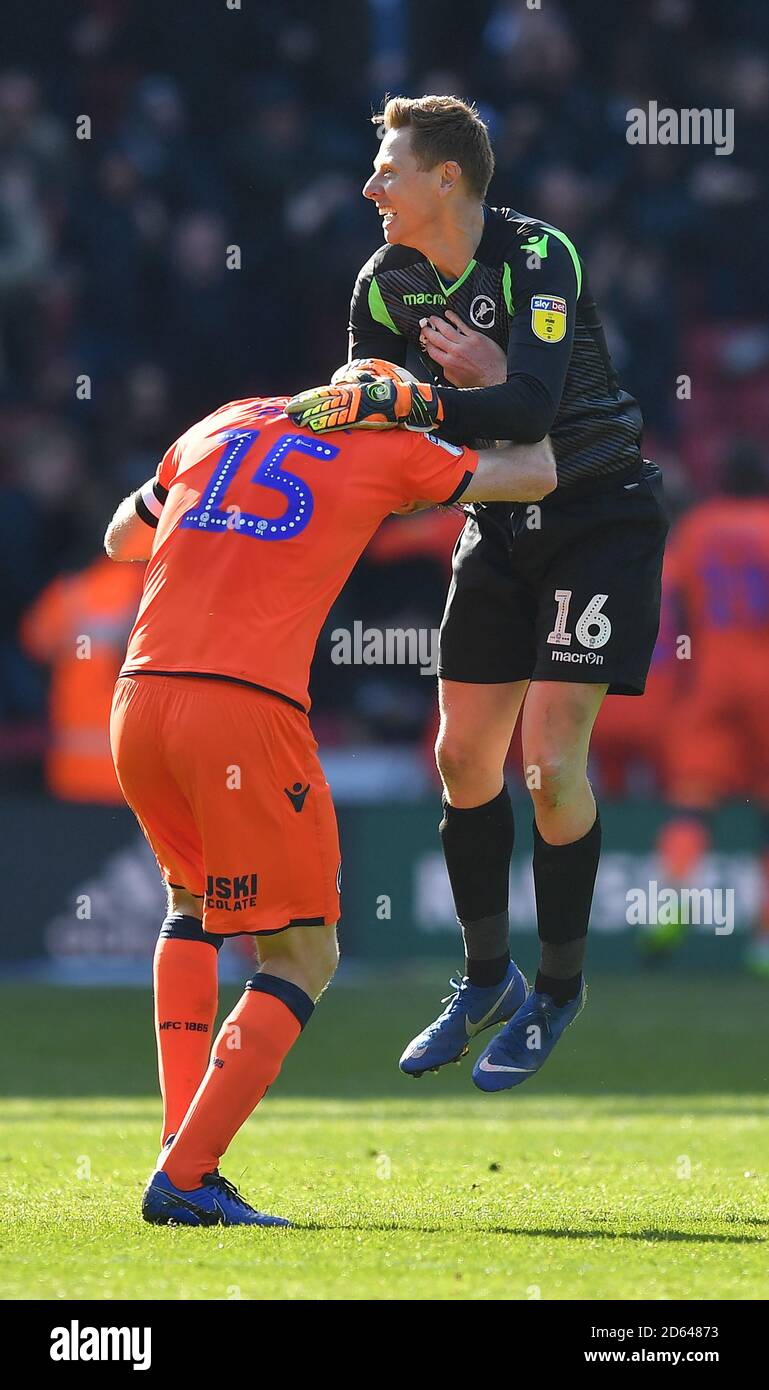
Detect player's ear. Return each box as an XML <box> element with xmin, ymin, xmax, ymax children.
<box><xmin>440</xmin><ymin>161</ymin><xmax>462</xmax><ymax>193</ymax></box>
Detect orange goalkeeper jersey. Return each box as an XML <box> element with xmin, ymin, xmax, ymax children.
<box><xmin>120</xmin><ymin>396</ymin><xmax>477</xmax><ymax>711</ymax></box>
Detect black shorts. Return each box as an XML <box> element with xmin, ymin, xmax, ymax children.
<box><xmin>438</xmin><ymin>460</ymin><xmax>669</xmax><ymax>695</ymax></box>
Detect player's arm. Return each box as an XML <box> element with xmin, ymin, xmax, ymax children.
<box><xmin>395</xmin><ymin>438</ymin><xmax>556</xmax><ymax>513</ymax></box>
<box><xmin>396</xmin><ymin>431</ymin><xmax>556</xmax><ymax>517</ymax></box>
<box><xmin>104</xmin><ymin>477</ymin><xmax>168</xmax><ymax>561</ymax></box>
<box><xmin>348</xmin><ymin>260</ymin><xmax>408</xmax><ymax>365</ymax></box>
<box><xmin>461</xmin><ymin>437</ymin><xmax>556</xmax><ymax>503</ymax></box>
<box><xmin>434</xmin><ymin>232</ymin><xmax>580</xmax><ymax>443</ymax></box>
<box><xmin>104</xmin><ymin>486</ymin><xmax>156</xmax><ymax>561</ymax></box>
<box><xmin>289</xmin><ymin>237</ymin><xmax>579</xmax><ymax>437</ymax></box>
<box><xmin>105</xmin><ymin>436</ymin><xmax>181</xmax><ymax>561</ymax></box>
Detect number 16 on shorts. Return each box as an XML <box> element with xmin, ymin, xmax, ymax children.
<box><xmin>547</xmin><ymin>589</ymin><xmax>612</xmax><ymax>650</ymax></box>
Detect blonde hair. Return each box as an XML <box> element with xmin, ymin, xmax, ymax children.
<box><xmin>373</xmin><ymin>94</ymin><xmax>495</xmax><ymax>199</ymax></box>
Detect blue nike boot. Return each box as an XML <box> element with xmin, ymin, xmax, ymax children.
<box><xmin>399</xmin><ymin>961</ymin><xmax>528</xmax><ymax>1076</ymax></box>
<box><xmin>142</xmin><ymin>1169</ymin><xmax>290</xmax><ymax>1227</ymax></box>
<box><xmin>472</xmin><ymin>980</ymin><xmax>586</xmax><ymax>1092</ymax></box>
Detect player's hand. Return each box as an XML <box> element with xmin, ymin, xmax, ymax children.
<box><xmin>419</xmin><ymin>310</ymin><xmax>508</xmax><ymax>388</ymax></box>
<box><xmin>285</xmin><ymin>379</ymin><xmax>444</xmax><ymax>433</ymax></box>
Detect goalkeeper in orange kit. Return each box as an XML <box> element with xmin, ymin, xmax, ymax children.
<box><xmin>105</xmin><ymin>359</ymin><xmax>555</xmax><ymax>1226</ymax></box>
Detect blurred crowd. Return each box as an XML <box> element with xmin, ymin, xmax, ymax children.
<box><xmin>2</xmin><ymin>0</ymin><xmax>769</xmax><ymax>797</ymax></box>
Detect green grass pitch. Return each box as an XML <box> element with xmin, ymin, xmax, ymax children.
<box><xmin>1</xmin><ymin>973</ymin><xmax>767</xmax><ymax>1301</ymax></box>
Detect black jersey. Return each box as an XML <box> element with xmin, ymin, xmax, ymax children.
<box><xmin>349</xmin><ymin>206</ymin><xmax>643</xmax><ymax>493</ymax></box>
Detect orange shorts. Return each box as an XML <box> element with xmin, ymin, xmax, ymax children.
<box><xmin>110</xmin><ymin>674</ymin><xmax>341</xmax><ymax>934</ymax></box>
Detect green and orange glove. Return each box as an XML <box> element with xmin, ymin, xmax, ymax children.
<box><xmin>285</xmin><ymin>378</ymin><xmax>444</xmax><ymax>433</ymax></box>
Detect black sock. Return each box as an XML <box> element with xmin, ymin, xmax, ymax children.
<box><xmin>533</xmin><ymin>811</ymin><xmax>601</xmax><ymax>984</ymax></box>
<box><xmin>467</xmin><ymin>950</ymin><xmax>510</xmax><ymax>988</ymax></box>
<box><xmin>535</xmin><ymin>970</ymin><xmax>582</xmax><ymax>1006</ymax></box>
<box><xmin>440</xmin><ymin>787</ymin><xmax>514</xmax><ymax>974</ymax></box>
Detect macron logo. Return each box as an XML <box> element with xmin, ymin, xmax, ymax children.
<box><xmin>50</xmin><ymin>1322</ymin><xmax>151</xmax><ymax>1371</ymax></box>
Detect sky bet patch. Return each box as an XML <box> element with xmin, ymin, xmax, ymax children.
<box><xmin>531</xmin><ymin>294</ymin><xmax>567</xmax><ymax>343</ymax></box>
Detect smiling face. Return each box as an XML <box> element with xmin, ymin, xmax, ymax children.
<box><xmin>362</xmin><ymin>127</ymin><xmax>449</xmax><ymax>247</ymax></box>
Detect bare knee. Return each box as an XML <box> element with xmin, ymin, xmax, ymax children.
<box><xmin>526</xmin><ymin>749</ymin><xmax>580</xmax><ymax>812</ymax></box>
<box><xmin>293</xmin><ymin>931</ymin><xmax>339</xmax><ymax>1001</ymax></box>
<box><xmin>435</xmin><ymin>730</ymin><xmax>476</xmax><ymax>788</ymax></box>
<box><xmin>523</xmin><ymin>684</ymin><xmax>606</xmax><ymax>813</ymax></box>
<box><xmin>435</xmin><ymin>729</ymin><xmax>503</xmax><ymax>805</ymax></box>
<box><xmin>311</xmin><ymin>931</ymin><xmax>340</xmax><ymax>996</ymax></box>
<box><xmin>257</xmin><ymin>926</ymin><xmax>339</xmax><ymax>1002</ymax></box>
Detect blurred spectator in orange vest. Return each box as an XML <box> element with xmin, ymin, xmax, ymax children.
<box><xmin>644</xmin><ymin>445</ymin><xmax>769</xmax><ymax>975</ymax></box>
<box><xmin>20</xmin><ymin>554</ymin><xmax>144</xmax><ymax>802</ymax></box>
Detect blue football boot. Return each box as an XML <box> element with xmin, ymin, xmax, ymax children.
<box><xmin>472</xmin><ymin>980</ymin><xmax>587</xmax><ymax>1092</ymax></box>
<box><xmin>399</xmin><ymin>961</ymin><xmax>529</xmax><ymax>1076</ymax></box>
<box><xmin>142</xmin><ymin>1169</ymin><xmax>290</xmax><ymax>1227</ymax></box>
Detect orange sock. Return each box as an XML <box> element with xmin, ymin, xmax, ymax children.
<box><xmin>154</xmin><ymin>928</ymin><xmax>220</xmax><ymax>1144</ymax></box>
<box><xmin>658</xmin><ymin>816</ymin><xmax>710</xmax><ymax>882</ymax></box>
<box><xmin>160</xmin><ymin>978</ymin><xmax>312</xmax><ymax>1191</ymax></box>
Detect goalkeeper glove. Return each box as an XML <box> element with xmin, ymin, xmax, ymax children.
<box><xmin>285</xmin><ymin>378</ymin><xmax>444</xmax><ymax>433</ymax></box>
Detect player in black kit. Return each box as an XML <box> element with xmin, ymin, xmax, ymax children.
<box><xmin>287</xmin><ymin>95</ymin><xmax>668</xmax><ymax>1092</ymax></box>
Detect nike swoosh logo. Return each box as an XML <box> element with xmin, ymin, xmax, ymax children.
<box><xmin>477</xmin><ymin>1056</ymin><xmax>534</xmax><ymax>1074</ymax></box>
<box><xmin>152</xmin><ymin>1184</ymin><xmax>221</xmax><ymax>1225</ymax></box>
<box><xmin>465</xmin><ymin>975</ymin><xmax>519</xmax><ymax>1037</ymax></box>
<box><xmin>407</xmin><ymin>1044</ymin><xmax>428</xmax><ymax>1059</ymax></box>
